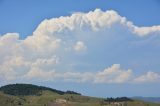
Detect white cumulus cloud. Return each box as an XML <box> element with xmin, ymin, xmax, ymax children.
<box><xmin>94</xmin><ymin>64</ymin><xmax>132</xmax><ymax>84</ymax></box>
<box><xmin>23</xmin><ymin>64</ymin><xmax>133</xmax><ymax>84</ymax></box>
<box><xmin>0</xmin><ymin>9</ymin><xmax>160</xmax><ymax>84</ymax></box>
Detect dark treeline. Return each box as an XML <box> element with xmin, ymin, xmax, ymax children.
<box><xmin>104</xmin><ymin>97</ymin><xmax>133</xmax><ymax>102</ymax></box>
<box><xmin>0</xmin><ymin>84</ymin><xmax>81</xmax><ymax>96</ymax></box>
<box><xmin>65</xmin><ymin>90</ymin><xmax>81</xmax><ymax>95</ymax></box>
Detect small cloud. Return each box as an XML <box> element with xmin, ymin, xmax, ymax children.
<box><xmin>74</xmin><ymin>41</ymin><xmax>87</xmax><ymax>52</ymax></box>
<box><xmin>94</xmin><ymin>64</ymin><xmax>133</xmax><ymax>84</ymax></box>
<box><xmin>133</xmin><ymin>71</ymin><xmax>160</xmax><ymax>83</ymax></box>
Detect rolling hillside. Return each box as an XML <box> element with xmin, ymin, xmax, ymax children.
<box><xmin>0</xmin><ymin>84</ymin><xmax>159</xmax><ymax>106</ymax></box>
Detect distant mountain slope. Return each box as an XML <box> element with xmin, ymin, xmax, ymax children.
<box><xmin>133</xmin><ymin>97</ymin><xmax>160</xmax><ymax>103</ymax></box>
<box><xmin>0</xmin><ymin>84</ymin><xmax>81</xmax><ymax>96</ymax></box>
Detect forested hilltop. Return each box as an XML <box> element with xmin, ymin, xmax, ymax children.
<box><xmin>0</xmin><ymin>84</ymin><xmax>81</xmax><ymax>96</ymax></box>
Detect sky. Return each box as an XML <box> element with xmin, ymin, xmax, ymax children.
<box><xmin>0</xmin><ymin>0</ymin><xmax>160</xmax><ymax>97</ymax></box>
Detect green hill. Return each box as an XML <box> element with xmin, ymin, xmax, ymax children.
<box><xmin>0</xmin><ymin>84</ymin><xmax>80</xmax><ymax>96</ymax></box>
<box><xmin>0</xmin><ymin>84</ymin><xmax>159</xmax><ymax>106</ymax></box>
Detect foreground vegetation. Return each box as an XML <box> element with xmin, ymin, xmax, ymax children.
<box><xmin>0</xmin><ymin>84</ymin><xmax>159</xmax><ymax>106</ymax></box>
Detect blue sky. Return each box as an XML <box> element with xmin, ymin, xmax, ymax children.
<box><xmin>0</xmin><ymin>0</ymin><xmax>160</xmax><ymax>97</ymax></box>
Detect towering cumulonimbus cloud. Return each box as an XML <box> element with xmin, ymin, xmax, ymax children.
<box><xmin>0</xmin><ymin>9</ymin><xmax>160</xmax><ymax>84</ymax></box>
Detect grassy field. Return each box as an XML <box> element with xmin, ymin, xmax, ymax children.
<box><xmin>0</xmin><ymin>90</ymin><xmax>160</xmax><ymax>106</ymax></box>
